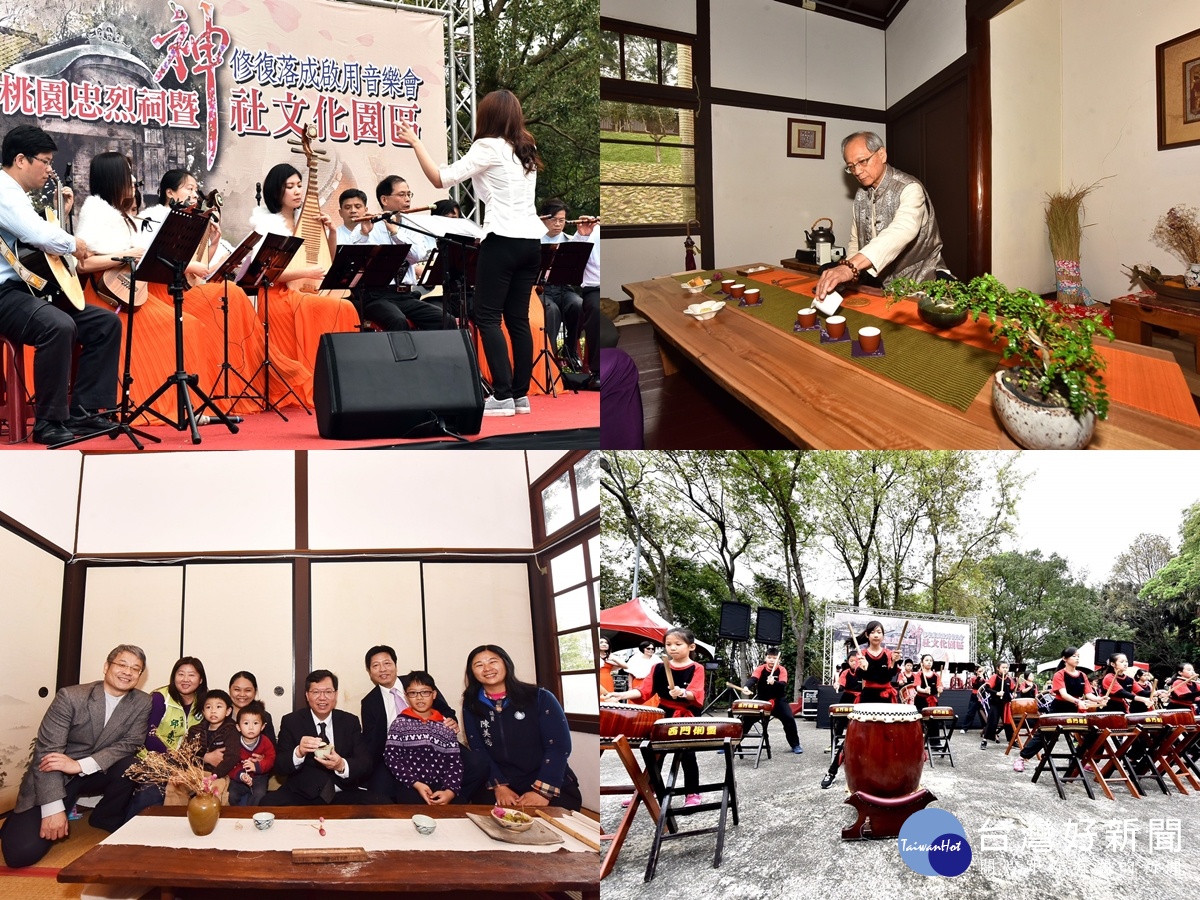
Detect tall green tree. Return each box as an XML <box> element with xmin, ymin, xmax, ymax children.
<box><xmin>1139</xmin><ymin>502</ymin><xmax>1200</xmax><ymax>663</ymax></box>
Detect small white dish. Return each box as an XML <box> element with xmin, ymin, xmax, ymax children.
<box><xmin>680</xmin><ymin>278</ymin><xmax>711</xmax><ymax>294</ymax></box>
<box><xmin>684</xmin><ymin>299</ymin><xmax>725</xmax><ymax>321</ymax></box>
<box><xmin>252</xmin><ymin>812</ymin><xmax>274</xmax><ymax>831</ymax></box>
<box><xmin>491</xmin><ymin>807</ymin><xmax>535</xmax><ymax>832</ymax></box>
<box><xmin>412</xmin><ymin>814</ymin><xmax>437</xmax><ymax>835</ymax></box>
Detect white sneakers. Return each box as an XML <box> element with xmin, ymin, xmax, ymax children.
<box><xmin>484</xmin><ymin>396</ymin><xmax>532</xmax><ymax>416</ymax></box>
<box><xmin>514</xmin><ymin>397</ymin><xmax>531</xmax><ymax>414</ymax></box>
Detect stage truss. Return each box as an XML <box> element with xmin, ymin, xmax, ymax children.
<box><xmin>821</xmin><ymin>603</ymin><xmax>977</xmax><ymax>684</ymax></box>
<box><xmin>343</xmin><ymin>0</ymin><xmax>479</xmax><ymax>221</ymax></box>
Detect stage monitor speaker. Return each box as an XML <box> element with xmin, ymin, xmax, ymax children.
<box><xmin>755</xmin><ymin>608</ymin><xmax>785</xmax><ymax>646</ymax></box>
<box><xmin>813</xmin><ymin>685</ymin><xmax>839</xmax><ymax>730</ymax></box>
<box><xmin>1094</xmin><ymin>639</ymin><xmax>1136</xmax><ymax>666</ymax></box>
<box><xmin>718</xmin><ymin>601</ymin><xmax>752</xmax><ymax>642</ymax></box>
<box><xmin>314</xmin><ymin>330</ymin><xmax>484</xmax><ymax>440</ymax></box>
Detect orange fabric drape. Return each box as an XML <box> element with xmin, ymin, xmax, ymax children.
<box><xmin>473</xmin><ymin>289</ymin><xmax>562</xmax><ymax>396</ymax></box>
<box><xmin>256</xmin><ymin>285</ymin><xmax>360</xmax><ymax>407</ymax></box>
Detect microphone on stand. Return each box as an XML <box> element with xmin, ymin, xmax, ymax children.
<box><xmin>197</xmin><ymin>415</ymin><xmax>244</xmax><ymax>426</ymax></box>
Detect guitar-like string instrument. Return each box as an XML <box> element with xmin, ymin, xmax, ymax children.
<box><xmin>282</xmin><ymin>123</ymin><xmax>342</xmax><ymax>296</ymax></box>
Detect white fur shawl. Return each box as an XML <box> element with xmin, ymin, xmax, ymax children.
<box><xmin>75</xmin><ymin>195</ymin><xmax>145</xmax><ymax>253</ymax></box>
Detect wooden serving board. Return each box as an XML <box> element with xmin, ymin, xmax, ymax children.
<box><xmin>291</xmin><ymin>847</ymin><xmax>369</xmax><ymax>864</ymax></box>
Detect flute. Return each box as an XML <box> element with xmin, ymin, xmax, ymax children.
<box><xmin>540</xmin><ymin>214</ymin><xmax>601</xmax><ymax>224</ymax></box>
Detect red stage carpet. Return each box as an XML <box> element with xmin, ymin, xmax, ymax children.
<box><xmin>0</xmin><ymin>391</ymin><xmax>598</xmax><ymax>452</ymax></box>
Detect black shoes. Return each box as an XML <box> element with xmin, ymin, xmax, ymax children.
<box><xmin>66</xmin><ymin>410</ymin><xmax>115</xmax><ymax>436</ymax></box>
<box><xmin>820</xmin><ymin>772</ymin><xmax>836</xmax><ymax>789</ymax></box>
<box><xmin>32</xmin><ymin>419</ymin><xmax>75</xmax><ymax>445</ymax></box>
<box><xmin>980</xmin><ymin>740</ymin><xmax>987</xmax><ymax>750</ymax></box>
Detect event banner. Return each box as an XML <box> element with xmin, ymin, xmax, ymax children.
<box><xmin>0</xmin><ymin>0</ymin><xmax>447</xmax><ymax>236</ymax></box>
<box><xmin>827</xmin><ymin>609</ymin><xmax>974</xmax><ymax>683</ymax></box>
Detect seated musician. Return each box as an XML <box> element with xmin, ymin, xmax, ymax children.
<box><xmin>247</xmin><ymin>163</ymin><xmax>360</xmax><ymax>405</ymax></box>
<box><xmin>0</xmin><ymin>126</ymin><xmax>121</xmax><ymax>445</ymax></box>
<box><xmin>432</xmin><ymin>199</ymin><xmax>462</xmax><ymax>217</ymax></box>
<box><xmin>75</xmin><ymin>152</ymin><xmax>222</xmax><ymax>425</ymax></box>
<box><xmin>912</xmin><ymin>654</ymin><xmax>940</xmax><ymax>711</ymax></box>
<box><xmin>598</xmin><ymin>636</ymin><xmax>627</xmax><ymax>696</ymax></box>
<box><xmin>359</xmin><ymin>175</ymin><xmax>447</xmax><ymax>331</ymax></box>
<box><xmin>1167</xmin><ymin>662</ymin><xmax>1200</xmax><ymax>713</ymax></box>
<box><xmin>623</xmin><ymin>641</ymin><xmax>659</xmax><ymax>704</ymax></box>
<box><xmin>538</xmin><ymin>199</ymin><xmax>583</xmax><ymax>371</ymax></box>
<box><xmin>742</xmin><ymin>647</ymin><xmax>803</xmax><ymax>755</ymax></box>
<box><xmin>981</xmin><ymin>661</ymin><xmax>1015</xmax><ymax>750</ymax></box>
<box><xmin>1013</xmin><ymin>646</ymin><xmax>1103</xmax><ymax>773</ymax></box>
<box><xmin>1098</xmin><ymin>653</ymin><xmax>1139</xmax><ymax>713</ymax></box>
<box><xmin>336</xmin><ymin>189</ymin><xmax>373</xmax><ymax>245</ymax></box>
<box><xmin>858</xmin><ymin>620</ymin><xmax>898</xmax><ymax>703</ymax></box>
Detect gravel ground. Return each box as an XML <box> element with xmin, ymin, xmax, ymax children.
<box><xmin>600</xmin><ymin>716</ymin><xmax>1200</xmax><ymax>899</ymax></box>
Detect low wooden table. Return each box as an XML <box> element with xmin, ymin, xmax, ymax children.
<box><xmin>1110</xmin><ymin>290</ymin><xmax>1200</xmax><ymax>372</ymax></box>
<box><xmin>58</xmin><ymin>805</ymin><xmax>599</xmax><ymax>899</ymax></box>
<box><xmin>627</xmin><ymin>265</ymin><xmax>1200</xmax><ymax>448</ymax></box>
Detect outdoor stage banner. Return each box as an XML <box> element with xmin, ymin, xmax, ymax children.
<box><xmin>0</xmin><ymin>0</ymin><xmax>447</xmax><ymax>235</ymax></box>
<box><xmin>827</xmin><ymin>608</ymin><xmax>974</xmax><ymax>682</ymax></box>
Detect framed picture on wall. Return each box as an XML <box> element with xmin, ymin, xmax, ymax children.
<box><xmin>1156</xmin><ymin>26</ymin><xmax>1200</xmax><ymax>150</ymax></box>
<box><xmin>787</xmin><ymin>118</ymin><xmax>826</xmax><ymax>159</ymax></box>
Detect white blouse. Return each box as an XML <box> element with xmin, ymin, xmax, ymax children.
<box><xmin>437</xmin><ymin>137</ymin><xmax>543</xmax><ymax>240</ymax></box>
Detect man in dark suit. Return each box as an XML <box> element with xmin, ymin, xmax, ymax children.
<box><xmin>0</xmin><ymin>645</ymin><xmax>151</xmax><ymax>868</ymax></box>
<box><xmin>265</xmin><ymin>669</ymin><xmax>375</xmax><ymax>805</ymax></box>
<box><xmin>360</xmin><ymin>644</ymin><xmax>488</xmax><ymax>803</ymax></box>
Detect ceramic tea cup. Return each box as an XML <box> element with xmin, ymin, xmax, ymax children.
<box><xmin>858</xmin><ymin>326</ymin><xmax>881</xmax><ymax>353</ymax></box>
<box><xmin>720</xmin><ymin>279</ymin><xmax>736</xmax><ymax>294</ymax></box>
<box><xmin>825</xmin><ymin>315</ymin><xmax>846</xmax><ymax>339</ymax></box>
<box><xmin>729</xmin><ymin>283</ymin><xmax>745</xmax><ymax>299</ymax></box>
<box><xmin>742</xmin><ymin>288</ymin><xmax>760</xmax><ymax>304</ymax></box>
<box><xmin>797</xmin><ymin>308</ymin><xmax>817</xmax><ymax>328</ymax></box>
<box><xmin>252</xmin><ymin>812</ymin><xmax>275</xmax><ymax>831</ymax></box>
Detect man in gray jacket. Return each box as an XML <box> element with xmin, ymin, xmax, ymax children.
<box><xmin>0</xmin><ymin>644</ymin><xmax>151</xmax><ymax>868</ymax></box>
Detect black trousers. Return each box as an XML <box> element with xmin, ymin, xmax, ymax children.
<box><xmin>959</xmin><ymin>692</ymin><xmax>985</xmax><ymax>730</ymax></box>
<box><xmin>580</xmin><ymin>286</ymin><xmax>600</xmax><ymax>373</ymax></box>
<box><xmin>984</xmin><ymin>700</ymin><xmax>1014</xmax><ymax>742</ymax></box>
<box><xmin>262</xmin><ymin>781</ymin><xmax>384</xmax><ymax>806</ymax></box>
<box><xmin>0</xmin><ymin>754</ymin><xmax>138</xmax><ymax>869</ymax></box>
<box><xmin>741</xmin><ymin>699</ymin><xmax>801</xmax><ymax>750</ymax></box>
<box><xmin>474</xmin><ymin>235</ymin><xmax>539</xmax><ymax>400</ymax></box>
<box><xmin>0</xmin><ymin>283</ymin><xmax>121</xmax><ymax>421</ymax></box>
<box><xmin>362</xmin><ymin>288</ymin><xmax>447</xmax><ymax>331</ymax></box>
<box><xmin>542</xmin><ymin>284</ymin><xmax>582</xmax><ymax>350</ymax></box>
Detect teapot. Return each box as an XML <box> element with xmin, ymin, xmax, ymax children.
<box><xmin>805</xmin><ymin>218</ymin><xmax>836</xmax><ymax>264</ymax></box>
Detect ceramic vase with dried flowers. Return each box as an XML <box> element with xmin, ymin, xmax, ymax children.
<box><xmin>125</xmin><ymin>734</ymin><xmax>224</xmax><ymax>835</ymax></box>
<box><xmin>1151</xmin><ymin>205</ymin><xmax>1200</xmax><ymax>288</ymax></box>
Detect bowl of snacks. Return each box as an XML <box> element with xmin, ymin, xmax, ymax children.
<box><xmin>680</xmin><ymin>276</ymin><xmax>711</xmax><ymax>294</ymax></box>
<box><xmin>491</xmin><ymin>807</ymin><xmax>535</xmax><ymax>832</ymax></box>
<box><xmin>684</xmin><ymin>299</ymin><xmax>725</xmax><ymax>321</ymax></box>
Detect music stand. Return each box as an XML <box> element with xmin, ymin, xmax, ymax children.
<box><xmin>229</xmin><ymin>234</ymin><xmax>306</xmax><ymax>420</ymax></box>
<box><xmin>206</xmin><ymin>231</ymin><xmax>265</xmax><ymax>408</ymax></box>
<box><xmin>418</xmin><ymin>230</ymin><xmax>479</xmax><ymax>331</ymax></box>
<box><xmin>533</xmin><ymin>241</ymin><xmax>592</xmax><ymax>396</ymax></box>
<box><xmin>323</xmin><ymin>244</ymin><xmax>411</xmax><ymax>328</ymax></box>
<box><xmin>128</xmin><ymin>211</ymin><xmax>239</xmax><ymax>444</ymax></box>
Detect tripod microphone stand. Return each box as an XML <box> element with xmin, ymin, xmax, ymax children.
<box><xmin>205</xmin><ymin>230</ymin><xmax>268</xmax><ymax>410</ymax></box>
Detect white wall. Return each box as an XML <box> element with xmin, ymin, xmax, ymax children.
<box><xmin>600</xmin><ymin>0</ymin><xmax>696</xmax><ymax>33</ymax></box>
<box><xmin>0</xmin><ymin>455</ymin><xmax>82</xmax><ymax>554</ymax></box>
<box><xmin>711</xmin><ymin>0</ymin><xmax>808</xmax><ymax>97</ymax></box>
<box><xmin>1061</xmin><ymin>0</ymin><xmax>1200</xmax><ymax>303</ymax></box>
<box><xmin>991</xmin><ymin>0</ymin><xmax>1062</xmax><ymax>292</ymax></box>
<box><xmin>712</xmin><ymin>106</ymin><xmax>885</xmax><ymax>269</ymax></box>
<box><xmin>886</xmin><ymin>0</ymin><xmax>967</xmax><ymax>106</ymax></box>
<box><xmin>602</xmin><ymin>235</ymin><xmax>692</xmax><ymax>304</ymax></box>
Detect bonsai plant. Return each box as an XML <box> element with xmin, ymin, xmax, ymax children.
<box><xmin>887</xmin><ymin>274</ymin><xmax>1115</xmax><ymax>448</ymax></box>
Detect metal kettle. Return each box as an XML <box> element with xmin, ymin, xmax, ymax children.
<box><xmin>806</xmin><ymin>217</ymin><xmax>836</xmax><ymax>264</ymax></box>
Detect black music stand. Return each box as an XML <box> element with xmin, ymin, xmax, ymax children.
<box><xmin>128</xmin><ymin>211</ymin><xmax>239</xmax><ymax>444</ymax></box>
<box><xmin>533</xmin><ymin>241</ymin><xmax>592</xmax><ymax>396</ymax></box>
<box><xmin>322</xmin><ymin>244</ymin><xmax>411</xmax><ymax>328</ymax></box>
<box><xmin>206</xmin><ymin>231</ymin><xmax>265</xmax><ymax>408</ymax></box>
<box><xmin>418</xmin><ymin>230</ymin><xmax>479</xmax><ymax>332</ymax></box>
<box><xmin>230</xmin><ymin>234</ymin><xmax>306</xmax><ymax>420</ymax></box>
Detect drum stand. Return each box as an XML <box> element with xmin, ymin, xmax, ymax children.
<box><xmin>640</xmin><ymin>735</ymin><xmax>739</xmax><ymax>882</ymax></box>
<box><xmin>841</xmin><ymin>787</ymin><xmax>937</xmax><ymax>840</ymax></box>
<box><xmin>1080</xmin><ymin>722</ymin><xmax>1139</xmax><ymax>800</ymax></box>
<box><xmin>1164</xmin><ymin>718</ymin><xmax>1200</xmax><ymax>791</ymax></box>
<box><xmin>922</xmin><ymin>714</ymin><xmax>955</xmax><ymax>767</ymax></box>
<box><xmin>599</xmin><ymin>735</ymin><xmax>660</xmax><ymax>881</ymax></box>
<box><xmin>1029</xmin><ymin>724</ymin><xmax>1096</xmax><ymax>800</ymax></box>
<box><xmin>1121</xmin><ymin>721</ymin><xmax>1172</xmax><ymax>796</ymax></box>
<box><xmin>731</xmin><ymin>711</ymin><xmax>772</xmax><ymax>769</ymax></box>
<box><xmin>1005</xmin><ymin>709</ymin><xmax>1039</xmax><ymax>755</ymax></box>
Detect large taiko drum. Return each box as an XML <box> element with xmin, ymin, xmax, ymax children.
<box><xmin>919</xmin><ymin>705</ymin><xmax>955</xmax><ymax>721</ymax></box>
<box><xmin>842</xmin><ymin>703</ymin><xmax>925</xmax><ymax>798</ymax></box>
<box><xmin>1126</xmin><ymin>710</ymin><xmax>1168</xmax><ymax>730</ymax></box>
<box><xmin>1010</xmin><ymin>698</ymin><xmax>1039</xmax><ymax>721</ymax></box>
<box><xmin>731</xmin><ymin>699</ymin><xmax>773</xmax><ymax>717</ymax></box>
<box><xmin>1157</xmin><ymin>707</ymin><xmax>1196</xmax><ymax>727</ymax></box>
<box><xmin>1039</xmin><ymin>711</ymin><xmax>1127</xmax><ymax>732</ymax></box>
<box><xmin>600</xmin><ymin>702</ymin><xmax>665</xmax><ymax>741</ymax></box>
<box><xmin>648</xmin><ymin>716</ymin><xmax>743</xmax><ymax>749</ymax></box>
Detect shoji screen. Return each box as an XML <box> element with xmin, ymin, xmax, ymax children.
<box><xmin>80</xmin><ymin>566</ymin><xmax>184</xmax><ymax>690</ymax></box>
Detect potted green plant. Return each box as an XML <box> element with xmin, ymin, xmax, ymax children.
<box><xmin>886</xmin><ymin>274</ymin><xmax>1114</xmax><ymax>449</ymax></box>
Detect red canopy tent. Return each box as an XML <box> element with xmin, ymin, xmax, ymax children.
<box><xmin>599</xmin><ymin>597</ymin><xmax>670</xmax><ymax>645</ymax></box>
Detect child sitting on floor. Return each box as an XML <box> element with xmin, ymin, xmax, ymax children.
<box><xmin>167</xmin><ymin>689</ymin><xmax>238</xmax><ymax>805</ymax></box>
<box><xmin>228</xmin><ymin>700</ymin><xmax>276</xmax><ymax>806</ymax></box>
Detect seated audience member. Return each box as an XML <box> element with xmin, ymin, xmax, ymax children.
<box><xmin>336</xmin><ymin>188</ymin><xmax>374</xmax><ymax>245</ymax></box>
<box><xmin>461</xmin><ymin>645</ymin><xmax>582</xmax><ymax>811</ymax></box>
<box><xmin>228</xmin><ymin>700</ymin><xmax>275</xmax><ymax>806</ymax></box>
<box><xmin>228</xmin><ymin>670</ymin><xmax>277</xmax><ymax>746</ymax></box>
<box><xmin>431</xmin><ymin>199</ymin><xmax>461</xmax><ymax>217</ymax></box>
<box><xmin>0</xmin><ymin>645</ymin><xmax>150</xmax><ymax>868</ymax></box>
<box><xmin>167</xmin><ymin>689</ymin><xmax>238</xmax><ymax>805</ymax></box>
<box><xmin>383</xmin><ymin>671</ymin><xmax>463</xmax><ymax>805</ymax></box>
<box><xmin>266</xmin><ymin>669</ymin><xmax>373</xmax><ymax>805</ymax></box>
<box><xmin>125</xmin><ymin>656</ymin><xmax>207</xmax><ymax>820</ymax></box>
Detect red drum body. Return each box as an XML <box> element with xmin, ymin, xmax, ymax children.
<box><xmin>843</xmin><ymin>703</ymin><xmax>925</xmax><ymax>798</ymax></box>
<box><xmin>731</xmin><ymin>699</ymin><xmax>773</xmax><ymax>716</ymax></box>
<box><xmin>1039</xmin><ymin>711</ymin><xmax>1127</xmax><ymax>732</ymax></box>
<box><xmin>649</xmin><ymin>716</ymin><xmax>742</xmax><ymax>748</ymax></box>
<box><xmin>919</xmin><ymin>705</ymin><xmax>956</xmax><ymax>721</ymax></box>
<box><xmin>600</xmin><ymin>702</ymin><xmax>664</xmax><ymax>741</ymax></box>
<box><xmin>1010</xmin><ymin>698</ymin><xmax>1039</xmax><ymax>720</ymax></box>
<box><xmin>1158</xmin><ymin>708</ymin><xmax>1196</xmax><ymax>727</ymax></box>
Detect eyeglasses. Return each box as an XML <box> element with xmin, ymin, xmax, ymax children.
<box><xmin>391</xmin><ymin>191</ymin><xmax>414</xmax><ymax>199</ymax></box>
<box><xmin>843</xmin><ymin>149</ymin><xmax>879</xmax><ymax>174</ymax></box>
<box><xmin>28</xmin><ymin>155</ymin><xmax>54</xmax><ymax>167</ymax></box>
<box><xmin>406</xmin><ymin>690</ymin><xmax>434</xmax><ymax>698</ymax></box>
<box><xmin>307</xmin><ymin>689</ymin><xmax>337</xmax><ymax>696</ymax></box>
<box><xmin>109</xmin><ymin>662</ymin><xmax>143</xmax><ymax>674</ymax></box>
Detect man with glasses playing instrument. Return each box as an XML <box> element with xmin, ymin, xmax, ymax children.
<box><xmin>0</xmin><ymin>125</ymin><xmax>120</xmax><ymax>445</ymax></box>
<box><xmin>814</xmin><ymin>130</ymin><xmax>952</xmax><ymax>301</ymax></box>
<box><xmin>0</xmin><ymin>645</ymin><xmax>151</xmax><ymax>868</ymax></box>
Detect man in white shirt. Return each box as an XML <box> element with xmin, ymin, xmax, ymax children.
<box><xmin>0</xmin><ymin>645</ymin><xmax>151</xmax><ymax>868</ymax></box>
<box><xmin>538</xmin><ymin>199</ymin><xmax>583</xmax><ymax>370</ymax></box>
<box><xmin>360</xmin><ymin>175</ymin><xmax>447</xmax><ymax>331</ymax></box>
<box><xmin>571</xmin><ymin>216</ymin><xmax>600</xmax><ymax>385</ymax></box>
<box><xmin>814</xmin><ymin>131</ymin><xmax>950</xmax><ymax>301</ymax></box>
<box><xmin>335</xmin><ymin>188</ymin><xmax>373</xmax><ymax>246</ymax></box>
<box><xmin>0</xmin><ymin>125</ymin><xmax>120</xmax><ymax>445</ymax></box>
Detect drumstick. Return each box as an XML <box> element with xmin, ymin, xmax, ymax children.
<box><xmin>533</xmin><ymin>809</ymin><xmax>600</xmax><ymax>851</ymax></box>
<box><xmin>660</xmin><ymin>651</ymin><xmax>676</xmax><ymax>692</ymax></box>
<box><xmin>726</xmin><ymin>680</ymin><xmax>753</xmax><ymax>695</ymax></box>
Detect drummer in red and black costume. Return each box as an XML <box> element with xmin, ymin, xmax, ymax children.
<box><xmin>821</xmin><ymin>649</ymin><xmax>864</xmax><ymax>789</ymax></box>
<box><xmin>1015</xmin><ymin>668</ymin><xmax>1037</xmax><ymax>701</ymax></box>
<box><xmin>1098</xmin><ymin>653</ymin><xmax>1139</xmax><ymax>713</ymax></box>
<box><xmin>980</xmin><ymin>661</ymin><xmax>1015</xmax><ymax>749</ymax></box>
<box><xmin>1129</xmin><ymin>667</ymin><xmax>1156</xmax><ymax>711</ymax></box>
<box><xmin>1167</xmin><ymin>662</ymin><xmax>1200</xmax><ymax>713</ymax></box>
<box><xmin>1013</xmin><ymin>646</ymin><xmax>1103</xmax><ymax>772</ymax></box>
<box><xmin>603</xmin><ymin>626</ymin><xmax>707</xmax><ymax>807</ymax></box>
<box><xmin>958</xmin><ymin>665</ymin><xmax>986</xmax><ymax>733</ymax></box>
<box><xmin>743</xmin><ymin>647</ymin><xmax>803</xmax><ymax>755</ymax></box>
<box><xmin>912</xmin><ymin>654</ymin><xmax>940</xmax><ymax>711</ymax></box>
<box><xmin>894</xmin><ymin>658</ymin><xmax>915</xmax><ymax>704</ymax></box>
<box><xmin>857</xmin><ymin>621</ymin><xmax>899</xmax><ymax>704</ymax></box>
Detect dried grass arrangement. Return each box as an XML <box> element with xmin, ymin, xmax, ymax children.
<box><xmin>125</xmin><ymin>734</ymin><xmax>222</xmax><ymax>797</ymax></box>
<box><xmin>1151</xmin><ymin>205</ymin><xmax>1200</xmax><ymax>266</ymax></box>
<box><xmin>1045</xmin><ymin>181</ymin><xmax>1103</xmax><ymax>305</ymax></box>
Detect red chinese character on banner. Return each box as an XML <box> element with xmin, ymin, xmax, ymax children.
<box><xmin>389</xmin><ymin>104</ymin><xmax>421</xmax><ymax>145</ymax></box>
<box><xmin>138</xmin><ymin>88</ymin><xmax>169</xmax><ymax>126</ymax></box>
<box><xmin>167</xmin><ymin>91</ymin><xmax>201</xmax><ymax>128</ymax></box>
<box><xmin>351</xmin><ymin>100</ymin><xmax>384</xmax><ymax>145</ymax></box>
<box><xmin>316</xmin><ymin>95</ymin><xmax>350</xmax><ymax>142</ymax></box>
<box><xmin>69</xmin><ymin>81</ymin><xmax>104</xmax><ymax>121</ymax></box>
<box><xmin>152</xmin><ymin>0</ymin><xmax>230</xmax><ymax>167</ymax></box>
<box><xmin>35</xmin><ymin>78</ymin><xmax>70</xmax><ymax>119</ymax></box>
<box><xmin>229</xmin><ymin>88</ymin><xmax>270</xmax><ymax>136</ymax></box>
<box><xmin>271</xmin><ymin>91</ymin><xmax>311</xmax><ymax>139</ymax></box>
<box><xmin>1</xmin><ymin>73</ymin><xmax>35</xmax><ymax>116</ymax></box>
<box><xmin>102</xmin><ymin>85</ymin><xmax>139</xmax><ymax>124</ymax></box>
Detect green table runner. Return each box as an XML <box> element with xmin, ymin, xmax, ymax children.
<box><xmin>696</xmin><ymin>272</ymin><xmax>999</xmax><ymax>412</ymax></box>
